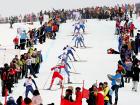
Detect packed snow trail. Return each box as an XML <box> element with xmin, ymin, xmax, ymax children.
<box><xmin>0</xmin><ymin>19</ymin><xmax>140</xmax><ymax>105</ymax></box>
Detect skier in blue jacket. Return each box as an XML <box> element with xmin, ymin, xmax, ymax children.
<box><xmin>63</xmin><ymin>45</ymin><xmax>77</xmax><ymax>61</ymax></box>
<box><xmin>24</xmin><ymin>76</ymin><xmax>38</xmax><ymax>97</ymax></box>
<box><xmin>72</xmin><ymin>32</ymin><xmax>86</xmax><ymax>48</ymax></box>
<box><xmin>58</xmin><ymin>52</ymin><xmax>71</xmax><ymax>64</ymax></box>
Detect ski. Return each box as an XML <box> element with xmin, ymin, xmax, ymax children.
<box><xmin>42</xmin><ymin>87</ymin><xmax>67</xmax><ymax>91</ymax></box>
<box><xmin>69</xmin><ymin>60</ymin><xmax>87</xmax><ymax>63</ymax></box>
<box><xmin>63</xmin><ymin>82</ymin><xmax>83</xmax><ymax>85</ymax></box>
<box><xmin>42</xmin><ymin>88</ymin><xmax>60</xmax><ymax>91</ymax></box>
<box><xmin>69</xmin><ymin>72</ymin><xmax>80</xmax><ymax>74</ymax></box>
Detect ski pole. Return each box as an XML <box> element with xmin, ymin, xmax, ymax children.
<box><xmin>70</xmin><ymin>61</ymin><xmax>77</xmax><ymax>73</ymax></box>
<box><xmin>75</xmin><ymin>52</ymin><xmax>81</xmax><ymax>61</ymax></box>
<box><xmin>43</xmin><ymin>71</ymin><xmax>52</xmax><ymax>89</ymax></box>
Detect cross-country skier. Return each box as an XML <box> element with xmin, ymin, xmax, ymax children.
<box><xmin>48</xmin><ymin>65</ymin><xmax>64</xmax><ymax>90</ymax></box>
<box><xmin>63</xmin><ymin>45</ymin><xmax>77</xmax><ymax>61</ymax></box>
<box><xmin>79</xmin><ymin>19</ymin><xmax>85</xmax><ymax>33</ymax></box>
<box><xmin>73</xmin><ymin>23</ymin><xmax>80</xmax><ymax>35</ymax></box>
<box><xmin>72</xmin><ymin>32</ymin><xmax>86</xmax><ymax>48</ymax></box>
<box><xmin>24</xmin><ymin>76</ymin><xmax>38</xmax><ymax>97</ymax></box>
<box><xmin>58</xmin><ymin>52</ymin><xmax>71</xmax><ymax>64</ymax></box>
<box><xmin>61</xmin><ymin>60</ymin><xmax>72</xmax><ymax>84</ymax></box>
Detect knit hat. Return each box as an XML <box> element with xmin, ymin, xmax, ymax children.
<box><xmin>92</xmin><ymin>83</ymin><xmax>97</xmax><ymax>87</ymax></box>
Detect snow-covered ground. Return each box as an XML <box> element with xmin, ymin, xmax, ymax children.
<box><xmin>0</xmin><ymin>17</ymin><xmax>140</xmax><ymax>105</ymax></box>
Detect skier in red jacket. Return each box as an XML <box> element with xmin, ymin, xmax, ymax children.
<box><xmin>48</xmin><ymin>65</ymin><xmax>65</xmax><ymax>90</ymax></box>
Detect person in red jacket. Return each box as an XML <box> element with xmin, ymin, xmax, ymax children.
<box><xmin>48</xmin><ymin>65</ymin><xmax>65</xmax><ymax>90</ymax></box>
<box><xmin>52</xmin><ymin>23</ymin><xmax>58</xmax><ymax>39</ymax></box>
<box><xmin>75</xmin><ymin>87</ymin><xmax>82</xmax><ymax>105</ymax></box>
<box><xmin>9</xmin><ymin>68</ymin><xmax>16</xmax><ymax>87</ymax></box>
<box><xmin>13</xmin><ymin>36</ymin><xmax>19</xmax><ymax>49</ymax></box>
<box><xmin>96</xmin><ymin>82</ymin><xmax>104</xmax><ymax>105</ymax></box>
<box><xmin>129</xmin><ymin>22</ymin><xmax>136</xmax><ymax>37</ymax></box>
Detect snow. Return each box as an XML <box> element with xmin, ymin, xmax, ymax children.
<box><xmin>0</xmin><ymin>18</ymin><xmax>140</xmax><ymax>105</ymax></box>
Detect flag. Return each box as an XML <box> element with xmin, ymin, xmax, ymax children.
<box><xmin>82</xmin><ymin>80</ymin><xmax>89</xmax><ymax>99</ymax></box>
<box><xmin>82</xmin><ymin>87</ymin><xmax>89</xmax><ymax>99</ymax></box>
<box><xmin>61</xmin><ymin>98</ymin><xmax>81</xmax><ymax>105</ymax></box>
<box><xmin>61</xmin><ymin>98</ymin><xmax>74</xmax><ymax>105</ymax></box>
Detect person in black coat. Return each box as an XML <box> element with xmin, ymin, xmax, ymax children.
<box><xmin>132</xmin><ymin>63</ymin><xmax>140</xmax><ymax>92</ymax></box>
<box><xmin>86</xmin><ymin>84</ymin><xmax>97</xmax><ymax>105</ymax></box>
<box><xmin>64</xmin><ymin>89</ymin><xmax>74</xmax><ymax>102</ymax></box>
<box><xmin>16</xmin><ymin>96</ymin><xmax>24</xmax><ymax>105</ymax></box>
<box><xmin>1</xmin><ymin>63</ymin><xmax>11</xmax><ymax>96</ymax></box>
<box><xmin>134</xmin><ymin>34</ymin><xmax>140</xmax><ymax>55</ymax></box>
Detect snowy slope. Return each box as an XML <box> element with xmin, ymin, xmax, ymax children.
<box><xmin>0</xmin><ymin>18</ymin><xmax>140</xmax><ymax>105</ymax></box>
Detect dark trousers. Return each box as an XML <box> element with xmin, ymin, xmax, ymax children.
<box><xmin>26</xmin><ymin>65</ymin><xmax>36</xmax><ymax>77</ymax></box>
<box><xmin>25</xmin><ymin>85</ymin><xmax>34</xmax><ymax>97</ymax></box>
<box><xmin>22</xmin><ymin>64</ymin><xmax>27</xmax><ymax>78</ymax></box>
<box><xmin>20</xmin><ymin>39</ymin><xmax>26</xmax><ymax>50</ymax></box>
<box><xmin>31</xmin><ymin>63</ymin><xmax>36</xmax><ymax>73</ymax></box>
<box><xmin>104</xmin><ymin>100</ymin><xmax>109</xmax><ymax>105</ymax></box>
<box><xmin>130</xmin><ymin>30</ymin><xmax>134</xmax><ymax>37</ymax></box>
<box><xmin>15</xmin><ymin>44</ymin><xmax>19</xmax><ymax>49</ymax></box>
<box><xmin>2</xmin><ymin>80</ymin><xmax>7</xmax><ymax>96</ymax></box>
<box><xmin>120</xmin><ymin>76</ymin><xmax>124</xmax><ymax>87</ymax></box>
<box><xmin>35</xmin><ymin>63</ymin><xmax>40</xmax><ymax>73</ymax></box>
<box><xmin>110</xmin><ymin>85</ymin><xmax>119</xmax><ymax>104</ymax></box>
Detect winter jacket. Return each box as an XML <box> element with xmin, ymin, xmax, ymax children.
<box><xmin>7</xmin><ymin>100</ymin><xmax>17</xmax><ymax>105</ymax></box>
<box><xmin>52</xmin><ymin>24</ymin><xmax>58</xmax><ymax>32</ymax></box>
<box><xmin>13</xmin><ymin>37</ymin><xmax>19</xmax><ymax>44</ymax></box>
<box><xmin>125</xmin><ymin>61</ymin><xmax>132</xmax><ymax>71</ymax></box>
<box><xmin>24</xmin><ymin>78</ymin><xmax>38</xmax><ymax>89</ymax></box>
<box><xmin>20</xmin><ymin>32</ymin><xmax>27</xmax><ymax>40</ymax></box>
<box><xmin>116</xmin><ymin>21</ymin><xmax>120</xmax><ymax>28</ymax></box>
<box><xmin>130</xmin><ymin>23</ymin><xmax>135</xmax><ymax>30</ymax></box>
<box><xmin>86</xmin><ymin>88</ymin><xmax>96</xmax><ymax>105</ymax></box>
<box><xmin>96</xmin><ymin>91</ymin><xmax>104</xmax><ymax>105</ymax></box>
<box><xmin>45</xmin><ymin>26</ymin><xmax>52</xmax><ymax>33</ymax></box>
<box><xmin>32</xmin><ymin>95</ymin><xmax>43</xmax><ymax>105</ymax></box>
<box><xmin>111</xmin><ymin>73</ymin><xmax>121</xmax><ymax>86</ymax></box>
<box><xmin>103</xmin><ymin>86</ymin><xmax>110</xmax><ymax>101</ymax></box>
<box><xmin>75</xmin><ymin>91</ymin><xmax>82</xmax><ymax>104</ymax></box>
